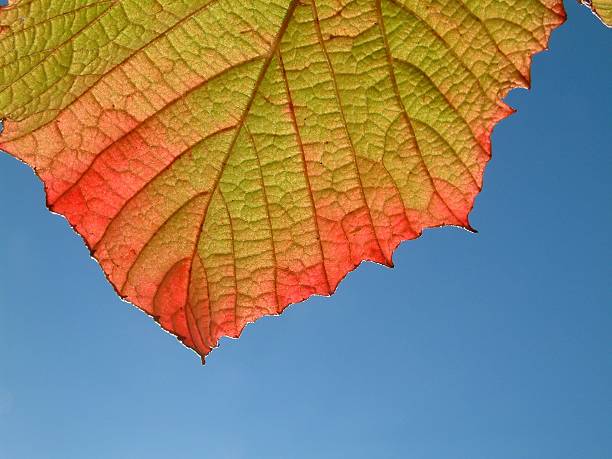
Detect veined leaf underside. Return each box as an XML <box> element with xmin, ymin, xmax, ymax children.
<box><xmin>0</xmin><ymin>0</ymin><xmax>566</xmax><ymax>361</ymax></box>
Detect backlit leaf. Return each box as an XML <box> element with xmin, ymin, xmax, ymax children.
<box><xmin>582</xmin><ymin>0</ymin><xmax>612</xmax><ymax>25</ymax></box>
<box><xmin>0</xmin><ymin>0</ymin><xmax>566</xmax><ymax>362</ymax></box>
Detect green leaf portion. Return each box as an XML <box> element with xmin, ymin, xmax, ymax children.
<box><xmin>0</xmin><ymin>0</ymin><xmax>566</xmax><ymax>360</ymax></box>
<box><xmin>584</xmin><ymin>0</ymin><xmax>612</xmax><ymax>25</ymax></box>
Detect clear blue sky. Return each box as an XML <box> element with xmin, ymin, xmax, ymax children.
<box><xmin>0</xmin><ymin>2</ymin><xmax>610</xmax><ymax>458</ymax></box>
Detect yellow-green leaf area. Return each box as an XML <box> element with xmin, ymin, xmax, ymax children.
<box><xmin>0</xmin><ymin>0</ymin><xmax>566</xmax><ymax>361</ymax></box>
<box><xmin>584</xmin><ymin>0</ymin><xmax>612</xmax><ymax>25</ymax></box>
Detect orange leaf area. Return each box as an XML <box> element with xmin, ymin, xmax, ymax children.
<box><xmin>0</xmin><ymin>0</ymin><xmax>565</xmax><ymax>361</ymax></box>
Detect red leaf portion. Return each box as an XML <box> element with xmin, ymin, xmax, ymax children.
<box><xmin>0</xmin><ymin>0</ymin><xmax>566</xmax><ymax>361</ymax></box>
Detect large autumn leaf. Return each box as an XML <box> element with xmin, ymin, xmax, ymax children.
<box><xmin>0</xmin><ymin>0</ymin><xmax>566</xmax><ymax>362</ymax></box>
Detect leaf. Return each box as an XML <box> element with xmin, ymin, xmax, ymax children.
<box><xmin>0</xmin><ymin>0</ymin><xmax>565</xmax><ymax>362</ymax></box>
<box><xmin>582</xmin><ymin>0</ymin><xmax>612</xmax><ymax>26</ymax></box>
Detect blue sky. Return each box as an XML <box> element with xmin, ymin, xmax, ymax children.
<box><xmin>0</xmin><ymin>2</ymin><xmax>610</xmax><ymax>458</ymax></box>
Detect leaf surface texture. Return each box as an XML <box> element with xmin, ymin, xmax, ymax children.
<box><xmin>0</xmin><ymin>0</ymin><xmax>565</xmax><ymax>361</ymax></box>
<box><xmin>584</xmin><ymin>0</ymin><xmax>612</xmax><ymax>25</ymax></box>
